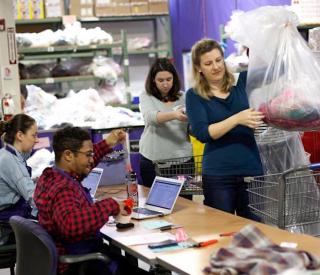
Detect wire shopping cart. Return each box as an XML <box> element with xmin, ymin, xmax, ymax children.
<box><xmin>247</xmin><ymin>163</ymin><xmax>320</xmax><ymax>236</ymax></box>
<box><xmin>154</xmin><ymin>155</ymin><xmax>203</xmax><ymax>195</ymax></box>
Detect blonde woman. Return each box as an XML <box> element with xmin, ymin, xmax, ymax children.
<box><xmin>186</xmin><ymin>39</ymin><xmax>264</xmax><ymax>219</ymax></box>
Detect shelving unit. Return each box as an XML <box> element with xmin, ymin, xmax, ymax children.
<box><xmin>15</xmin><ymin>14</ymin><xmax>173</xmax><ymax>58</ymax></box>
<box><xmin>15</xmin><ymin>14</ymin><xmax>172</xmax><ymax>109</ymax></box>
<box><xmin>297</xmin><ymin>24</ymin><xmax>320</xmax><ymax>41</ymax></box>
<box><xmin>86</xmin><ymin>14</ymin><xmax>172</xmax><ymax>58</ymax></box>
<box><xmin>18</xmin><ymin>30</ymin><xmax>129</xmax><ymax>86</ymax></box>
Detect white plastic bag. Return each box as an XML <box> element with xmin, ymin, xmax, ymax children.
<box><xmin>228</xmin><ymin>6</ymin><xmax>320</xmax><ymax>131</ymax></box>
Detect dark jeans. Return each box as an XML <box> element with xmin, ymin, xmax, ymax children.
<box><xmin>139</xmin><ymin>155</ymin><xmax>193</xmax><ymax>200</ymax></box>
<box><xmin>202</xmin><ymin>174</ymin><xmax>259</xmax><ymax>221</ymax></box>
<box><xmin>140</xmin><ymin>155</ymin><xmax>156</xmax><ymax>188</ymax></box>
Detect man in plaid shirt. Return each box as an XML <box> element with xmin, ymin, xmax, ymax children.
<box><xmin>34</xmin><ymin>127</ymin><xmax>144</xmax><ymax>275</ymax></box>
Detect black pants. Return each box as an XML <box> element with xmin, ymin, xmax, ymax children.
<box><xmin>139</xmin><ymin>155</ymin><xmax>193</xmax><ymax>200</ymax></box>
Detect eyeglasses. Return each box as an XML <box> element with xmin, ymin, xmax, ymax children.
<box><xmin>73</xmin><ymin>151</ymin><xmax>95</xmax><ymax>158</ymax></box>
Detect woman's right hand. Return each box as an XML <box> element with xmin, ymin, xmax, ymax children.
<box><xmin>236</xmin><ymin>108</ymin><xmax>264</xmax><ymax>129</ymax></box>
<box><xmin>174</xmin><ymin>108</ymin><xmax>188</xmax><ymax>122</ymax></box>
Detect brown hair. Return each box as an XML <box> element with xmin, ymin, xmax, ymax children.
<box><xmin>145</xmin><ymin>58</ymin><xmax>182</xmax><ymax>102</ymax></box>
<box><xmin>0</xmin><ymin>114</ymin><xmax>36</xmax><ymax>145</ymax></box>
<box><xmin>191</xmin><ymin>39</ymin><xmax>235</xmax><ymax>100</ymax></box>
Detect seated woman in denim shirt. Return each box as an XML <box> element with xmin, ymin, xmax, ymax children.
<box><xmin>0</xmin><ymin>114</ymin><xmax>38</xmax><ymax>234</ymax></box>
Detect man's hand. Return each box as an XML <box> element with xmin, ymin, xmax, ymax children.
<box><xmin>114</xmin><ymin>198</ymin><xmax>134</xmax><ymax>224</ymax></box>
<box><xmin>105</xmin><ymin>129</ymin><xmax>126</xmax><ymax>147</ymax></box>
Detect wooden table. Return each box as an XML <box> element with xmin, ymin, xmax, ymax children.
<box><xmin>98</xmin><ymin>185</ymin><xmax>320</xmax><ymax>275</ymax></box>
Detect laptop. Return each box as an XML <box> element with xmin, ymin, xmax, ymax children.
<box><xmin>131</xmin><ymin>176</ymin><xmax>184</xmax><ymax>220</ymax></box>
<box><xmin>82</xmin><ymin>167</ymin><xmax>104</xmax><ymax>199</ymax></box>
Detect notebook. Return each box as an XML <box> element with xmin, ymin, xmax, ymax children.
<box><xmin>81</xmin><ymin>167</ymin><xmax>104</xmax><ymax>199</ymax></box>
<box><xmin>131</xmin><ymin>176</ymin><xmax>184</xmax><ymax>220</ymax></box>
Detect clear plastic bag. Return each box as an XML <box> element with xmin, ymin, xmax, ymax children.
<box><xmin>228</xmin><ymin>6</ymin><xmax>320</xmax><ymax>131</ymax></box>
<box><xmin>255</xmin><ymin>127</ymin><xmax>310</xmax><ymax>174</ymax></box>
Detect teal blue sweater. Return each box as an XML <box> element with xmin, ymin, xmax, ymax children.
<box><xmin>186</xmin><ymin>72</ymin><xmax>263</xmax><ymax>176</ymax></box>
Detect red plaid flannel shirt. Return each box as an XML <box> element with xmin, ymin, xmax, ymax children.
<box><xmin>34</xmin><ymin>140</ymin><xmax>120</xmax><ymax>274</ymax></box>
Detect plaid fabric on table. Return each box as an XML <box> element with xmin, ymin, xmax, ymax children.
<box><xmin>204</xmin><ymin>224</ymin><xmax>320</xmax><ymax>275</ymax></box>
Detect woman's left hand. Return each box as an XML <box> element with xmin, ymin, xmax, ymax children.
<box><xmin>175</xmin><ymin>108</ymin><xmax>188</xmax><ymax>122</ymax></box>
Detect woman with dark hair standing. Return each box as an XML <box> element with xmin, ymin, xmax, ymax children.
<box><xmin>186</xmin><ymin>39</ymin><xmax>264</xmax><ymax>219</ymax></box>
<box><xmin>139</xmin><ymin>58</ymin><xmax>193</xmax><ymax>188</ymax></box>
<box><xmin>0</xmin><ymin>114</ymin><xmax>38</xmax><ymax>222</ymax></box>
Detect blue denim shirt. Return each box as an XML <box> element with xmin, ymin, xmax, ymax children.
<box><xmin>0</xmin><ymin>144</ymin><xmax>35</xmax><ymax>211</ymax></box>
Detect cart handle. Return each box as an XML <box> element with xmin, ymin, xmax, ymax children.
<box><xmin>281</xmin><ymin>163</ymin><xmax>320</xmax><ymax>177</ymax></box>
<box><xmin>308</xmin><ymin>163</ymin><xmax>320</xmax><ymax>170</ymax></box>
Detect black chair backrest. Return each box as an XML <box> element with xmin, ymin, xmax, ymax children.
<box><xmin>9</xmin><ymin>216</ymin><xmax>58</xmax><ymax>275</ymax></box>
<box><xmin>0</xmin><ymin>221</ymin><xmax>16</xmax><ymax>275</ymax></box>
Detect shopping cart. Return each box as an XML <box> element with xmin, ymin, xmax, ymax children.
<box><xmin>154</xmin><ymin>155</ymin><xmax>203</xmax><ymax>196</ymax></box>
<box><xmin>247</xmin><ymin>163</ymin><xmax>320</xmax><ymax>236</ymax></box>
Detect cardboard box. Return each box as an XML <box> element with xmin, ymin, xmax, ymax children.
<box><xmin>70</xmin><ymin>0</ymin><xmax>94</xmax><ymax>17</ymax></box>
<box><xmin>95</xmin><ymin>0</ymin><xmax>129</xmax><ymax>5</ymax></box>
<box><xmin>131</xmin><ymin>2</ymin><xmax>149</xmax><ymax>14</ymax></box>
<box><xmin>291</xmin><ymin>0</ymin><xmax>320</xmax><ymax>24</ymax></box>
<box><xmin>95</xmin><ymin>4</ymin><xmax>114</xmax><ymax>16</ymax></box>
<box><xmin>44</xmin><ymin>0</ymin><xmax>65</xmax><ymax>17</ymax></box>
<box><xmin>114</xmin><ymin>2</ymin><xmax>131</xmax><ymax>15</ymax></box>
<box><xmin>149</xmin><ymin>0</ymin><xmax>168</xmax><ymax>14</ymax></box>
<box><xmin>95</xmin><ymin>0</ymin><xmax>131</xmax><ymax>16</ymax></box>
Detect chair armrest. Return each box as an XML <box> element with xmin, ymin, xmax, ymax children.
<box><xmin>59</xmin><ymin>252</ymin><xmax>110</xmax><ymax>264</ymax></box>
<box><xmin>0</xmin><ymin>244</ymin><xmax>16</xmax><ymax>253</ymax></box>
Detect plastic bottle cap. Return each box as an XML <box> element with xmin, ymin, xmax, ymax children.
<box><xmin>128</xmin><ymin>171</ymin><xmax>137</xmax><ymax>181</ymax></box>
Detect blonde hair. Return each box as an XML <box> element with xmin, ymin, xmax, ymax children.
<box><xmin>191</xmin><ymin>39</ymin><xmax>235</xmax><ymax>100</ymax></box>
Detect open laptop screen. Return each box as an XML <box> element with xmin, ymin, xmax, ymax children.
<box><xmin>82</xmin><ymin>168</ymin><xmax>103</xmax><ymax>197</ymax></box>
<box><xmin>146</xmin><ymin>179</ymin><xmax>181</xmax><ymax>210</ymax></box>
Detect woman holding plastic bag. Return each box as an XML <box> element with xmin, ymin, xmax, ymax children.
<box><xmin>186</xmin><ymin>39</ymin><xmax>264</xmax><ymax>220</ymax></box>
<box><xmin>227</xmin><ymin>6</ymin><xmax>320</xmax><ymax>131</ymax></box>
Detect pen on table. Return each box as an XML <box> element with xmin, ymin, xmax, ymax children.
<box><xmin>159</xmin><ymin>225</ymin><xmax>183</xmax><ymax>231</ymax></box>
<box><xmin>219</xmin><ymin>232</ymin><xmax>236</xmax><ymax>237</ymax></box>
<box><xmin>195</xmin><ymin>239</ymin><xmax>218</xmax><ymax>248</ymax></box>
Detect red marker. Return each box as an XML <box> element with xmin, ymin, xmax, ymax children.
<box><xmin>196</xmin><ymin>239</ymin><xmax>218</xmax><ymax>247</ymax></box>
<box><xmin>219</xmin><ymin>232</ymin><xmax>236</xmax><ymax>237</ymax></box>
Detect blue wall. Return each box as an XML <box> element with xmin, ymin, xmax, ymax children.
<box><xmin>169</xmin><ymin>0</ymin><xmax>291</xmax><ymax>85</ymax></box>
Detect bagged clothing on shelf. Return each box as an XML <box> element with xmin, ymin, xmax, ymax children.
<box><xmin>88</xmin><ymin>56</ymin><xmax>121</xmax><ymax>85</ymax></box>
<box><xmin>228</xmin><ymin>6</ymin><xmax>320</xmax><ymax>131</ymax></box>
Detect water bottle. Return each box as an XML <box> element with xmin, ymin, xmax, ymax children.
<box><xmin>127</xmin><ymin>171</ymin><xmax>139</xmax><ymax>207</ymax></box>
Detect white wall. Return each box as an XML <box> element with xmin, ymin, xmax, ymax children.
<box><xmin>0</xmin><ymin>0</ymin><xmax>21</xmax><ymax>115</ymax></box>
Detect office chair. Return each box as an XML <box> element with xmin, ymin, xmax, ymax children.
<box><xmin>0</xmin><ymin>221</ymin><xmax>16</xmax><ymax>275</ymax></box>
<box><xmin>9</xmin><ymin>216</ymin><xmax>110</xmax><ymax>275</ymax></box>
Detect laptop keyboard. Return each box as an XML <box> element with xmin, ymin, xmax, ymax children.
<box><xmin>133</xmin><ymin>208</ymin><xmax>162</xmax><ymax>215</ymax></box>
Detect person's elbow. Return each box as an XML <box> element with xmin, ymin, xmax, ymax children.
<box><xmin>191</xmin><ymin>126</ymin><xmax>211</xmax><ymax>143</ymax></box>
